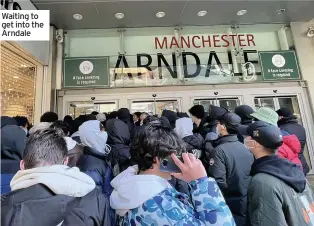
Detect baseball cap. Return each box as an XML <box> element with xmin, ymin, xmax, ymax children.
<box><xmin>234</xmin><ymin>105</ymin><xmax>254</xmax><ymax>121</ymax></box>
<box><xmin>219</xmin><ymin>112</ymin><xmax>241</xmax><ymax>129</ymax></box>
<box><xmin>237</xmin><ymin>121</ymin><xmax>283</xmax><ymax>149</ymax></box>
<box><xmin>250</xmin><ymin>107</ymin><xmax>279</xmax><ymax>126</ymax></box>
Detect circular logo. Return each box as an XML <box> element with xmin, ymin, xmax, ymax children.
<box><xmin>209</xmin><ymin>158</ymin><xmax>215</xmax><ymax>166</ymax></box>
<box><xmin>272</xmin><ymin>54</ymin><xmax>286</xmax><ymax>68</ymax></box>
<box><xmin>79</xmin><ymin>61</ymin><xmax>93</xmax><ymax>74</ymax></box>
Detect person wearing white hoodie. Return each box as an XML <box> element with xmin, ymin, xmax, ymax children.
<box><xmin>1</xmin><ymin>129</ymin><xmax>112</xmax><ymax>226</ymax></box>
<box><xmin>110</xmin><ymin>121</ymin><xmax>234</xmax><ymax>225</ymax></box>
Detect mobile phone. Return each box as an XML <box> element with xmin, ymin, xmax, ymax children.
<box><xmin>159</xmin><ymin>155</ymin><xmax>182</xmax><ymax>173</ymax></box>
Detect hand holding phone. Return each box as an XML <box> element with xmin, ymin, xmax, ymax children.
<box><xmin>170</xmin><ymin>153</ymin><xmax>207</xmax><ymax>183</ymax></box>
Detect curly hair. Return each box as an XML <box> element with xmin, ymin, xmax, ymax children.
<box><xmin>131</xmin><ymin>121</ymin><xmax>186</xmax><ymax>171</ymax></box>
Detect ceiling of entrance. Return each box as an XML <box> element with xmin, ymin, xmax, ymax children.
<box><xmin>31</xmin><ymin>0</ymin><xmax>314</xmax><ymax>29</ymax></box>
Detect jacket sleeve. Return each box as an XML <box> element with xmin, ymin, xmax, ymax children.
<box><xmin>247</xmin><ymin>179</ymin><xmax>286</xmax><ymax>226</ymax></box>
<box><xmin>187</xmin><ymin>177</ymin><xmax>234</xmax><ymax>225</ymax></box>
<box><xmin>206</xmin><ymin>148</ymin><xmax>228</xmax><ymax>190</ymax></box>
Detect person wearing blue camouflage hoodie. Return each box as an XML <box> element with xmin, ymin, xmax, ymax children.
<box><xmin>110</xmin><ymin>120</ymin><xmax>235</xmax><ymax>226</ymax></box>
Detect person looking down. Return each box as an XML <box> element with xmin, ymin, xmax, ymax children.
<box><xmin>110</xmin><ymin>122</ymin><xmax>234</xmax><ymax>225</ymax></box>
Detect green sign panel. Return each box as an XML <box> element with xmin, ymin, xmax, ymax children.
<box><xmin>259</xmin><ymin>51</ymin><xmax>301</xmax><ymax>81</ymax></box>
<box><xmin>64</xmin><ymin>57</ymin><xmax>109</xmax><ymax>88</ymax></box>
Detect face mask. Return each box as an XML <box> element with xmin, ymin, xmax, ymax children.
<box><xmin>244</xmin><ymin>138</ymin><xmax>256</xmax><ymax>150</ymax></box>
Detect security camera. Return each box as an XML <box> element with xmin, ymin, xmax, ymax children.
<box><xmin>56</xmin><ymin>30</ymin><xmax>64</xmax><ymax>43</ymax></box>
<box><xmin>91</xmin><ymin>97</ymin><xmax>95</xmax><ymax>101</ymax></box>
<box><xmin>307</xmin><ymin>26</ymin><xmax>314</xmax><ymax>38</ymax></box>
<box><xmin>152</xmin><ymin>94</ymin><xmax>157</xmax><ymax>98</ymax></box>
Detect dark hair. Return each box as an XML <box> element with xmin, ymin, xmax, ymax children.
<box><xmin>189</xmin><ymin>105</ymin><xmax>205</xmax><ymax>119</ymax></box>
<box><xmin>108</xmin><ymin>111</ymin><xmax>118</xmax><ymax>119</ymax></box>
<box><xmin>91</xmin><ymin>111</ymin><xmax>99</xmax><ymax>116</ymax></box>
<box><xmin>131</xmin><ymin>122</ymin><xmax>186</xmax><ymax>171</ymax></box>
<box><xmin>63</xmin><ymin>115</ymin><xmax>73</xmax><ymax>123</ymax></box>
<box><xmin>23</xmin><ymin>129</ymin><xmax>67</xmax><ymax>169</ymax></box>
<box><xmin>50</xmin><ymin>120</ymin><xmax>70</xmax><ymax>136</ymax></box>
<box><xmin>40</xmin><ymin>112</ymin><xmax>58</xmax><ymax>123</ymax></box>
<box><xmin>14</xmin><ymin>116</ymin><xmax>29</xmax><ymax>127</ymax></box>
<box><xmin>86</xmin><ymin>114</ymin><xmax>97</xmax><ymax>121</ymax></box>
<box><xmin>133</xmin><ymin>112</ymin><xmax>142</xmax><ymax>118</ymax></box>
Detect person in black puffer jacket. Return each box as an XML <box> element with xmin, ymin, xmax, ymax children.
<box><xmin>117</xmin><ymin>108</ymin><xmax>134</xmax><ymax>135</ymax></box>
<box><xmin>106</xmin><ymin>119</ymin><xmax>132</xmax><ymax>176</ymax></box>
<box><xmin>175</xmin><ymin>117</ymin><xmax>204</xmax><ymax>157</ymax></box>
<box><xmin>277</xmin><ymin>108</ymin><xmax>310</xmax><ymax>175</ymax></box>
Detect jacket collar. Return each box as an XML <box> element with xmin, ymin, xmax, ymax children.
<box><xmin>213</xmin><ymin>134</ymin><xmax>238</xmax><ymax>146</ymax></box>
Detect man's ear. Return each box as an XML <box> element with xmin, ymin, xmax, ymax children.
<box><xmin>63</xmin><ymin>157</ymin><xmax>69</xmax><ymax>166</ymax></box>
<box><xmin>20</xmin><ymin>160</ymin><xmax>25</xmax><ymax>170</ymax></box>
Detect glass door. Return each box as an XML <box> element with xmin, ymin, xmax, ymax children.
<box><xmin>68</xmin><ymin>101</ymin><xmax>118</xmax><ymax>118</ymax></box>
<box><xmin>193</xmin><ymin>97</ymin><xmax>240</xmax><ymax>113</ymax></box>
<box><xmin>130</xmin><ymin>99</ymin><xmax>179</xmax><ymax>116</ymax></box>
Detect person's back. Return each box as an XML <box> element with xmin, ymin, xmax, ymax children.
<box><xmin>1</xmin><ymin>116</ymin><xmax>26</xmax><ymax>194</ymax></box>
<box><xmin>1</xmin><ymin>129</ymin><xmax>113</xmax><ymax>226</ymax></box>
<box><xmin>110</xmin><ymin>121</ymin><xmax>234</xmax><ymax>226</ymax></box>
<box><xmin>207</xmin><ymin>113</ymin><xmax>254</xmax><ymax>225</ymax></box>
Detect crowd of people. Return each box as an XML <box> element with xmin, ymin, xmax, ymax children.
<box><xmin>1</xmin><ymin>104</ymin><xmax>314</xmax><ymax>226</ymax></box>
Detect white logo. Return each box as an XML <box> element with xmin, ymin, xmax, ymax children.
<box><xmin>209</xmin><ymin>158</ymin><xmax>215</xmax><ymax>166</ymax></box>
<box><xmin>79</xmin><ymin>61</ymin><xmax>93</xmax><ymax>74</ymax></box>
<box><xmin>272</xmin><ymin>54</ymin><xmax>286</xmax><ymax>68</ymax></box>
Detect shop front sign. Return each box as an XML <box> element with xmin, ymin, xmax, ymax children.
<box><xmin>259</xmin><ymin>51</ymin><xmax>301</xmax><ymax>80</ymax></box>
<box><xmin>64</xmin><ymin>57</ymin><xmax>109</xmax><ymax>88</ymax></box>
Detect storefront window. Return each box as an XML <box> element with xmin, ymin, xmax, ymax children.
<box><xmin>1</xmin><ymin>45</ymin><xmax>37</xmax><ymax>123</ymax></box>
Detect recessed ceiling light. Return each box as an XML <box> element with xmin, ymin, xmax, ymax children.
<box><xmin>8</xmin><ymin>88</ymin><xmax>13</xmax><ymax>91</ymax></box>
<box><xmin>197</xmin><ymin>10</ymin><xmax>207</xmax><ymax>17</ymax></box>
<box><xmin>275</xmin><ymin>9</ymin><xmax>286</xmax><ymax>15</ymax></box>
<box><xmin>13</xmin><ymin>76</ymin><xmax>19</xmax><ymax>79</ymax></box>
<box><xmin>237</xmin><ymin>10</ymin><xmax>247</xmax><ymax>16</ymax></box>
<box><xmin>73</xmin><ymin>14</ymin><xmax>83</xmax><ymax>20</ymax></box>
<box><xmin>156</xmin><ymin>12</ymin><xmax>165</xmax><ymax>18</ymax></box>
<box><xmin>115</xmin><ymin>13</ymin><xmax>124</xmax><ymax>19</ymax></box>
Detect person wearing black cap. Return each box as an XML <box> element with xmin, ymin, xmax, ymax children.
<box><xmin>234</xmin><ymin>105</ymin><xmax>254</xmax><ymax>143</ymax></box>
<box><xmin>277</xmin><ymin>107</ymin><xmax>309</xmax><ymax>175</ymax></box>
<box><xmin>207</xmin><ymin>112</ymin><xmax>254</xmax><ymax>226</ymax></box>
<box><xmin>238</xmin><ymin>121</ymin><xmax>314</xmax><ymax>226</ymax></box>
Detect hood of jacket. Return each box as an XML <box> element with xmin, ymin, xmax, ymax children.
<box><xmin>162</xmin><ymin>110</ymin><xmax>178</xmax><ymax>127</ymax></box>
<box><xmin>64</xmin><ymin>136</ymin><xmax>77</xmax><ymax>151</ymax></box>
<box><xmin>117</xmin><ymin>108</ymin><xmax>131</xmax><ymax>122</ymax></box>
<box><xmin>213</xmin><ymin>134</ymin><xmax>238</xmax><ymax>147</ymax></box>
<box><xmin>1</xmin><ymin>116</ymin><xmax>17</xmax><ymax>128</ymax></box>
<box><xmin>110</xmin><ymin>165</ymin><xmax>171</xmax><ymax>216</ymax></box>
<box><xmin>79</xmin><ymin>120</ymin><xmax>109</xmax><ymax>154</ymax></box>
<box><xmin>11</xmin><ymin>165</ymin><xmax>95</xmax><ymax>197</ymax></box>
<box><xmin>251</xmin><ymin>155</ymin><xmax>306</xmax><ymax>193</ymax></box>
<box><xmin>106</xmin><ymin>119</ymin><xmax>130</xmax><ymax>145</ymax></box>
<box><xmin>1</xmin><ymin>125</ymin><xmax>26</xmax><ymax>162</ymax></box>
<box><xmin>183</xmin><ymin>134</ymin><xmax>204</xmax><ymax>150</ymax></box>
<box><xmin>282</xmin><ymin>134</ymin><xmax>301</xmax><ymax>154</ymax></box>
<box><xmin>29</xmin><ymin>122</ymin><xmax>52</xmax><ymax>135</ymax></box>
<box><xmin>278</xmin><ymin>116</ymin><xmax>298</xmax><ymax>126</ymax></box>
<box><xmin>175</xmin><ymin>118</ymin><xmax>193</xmax><ymax>138</ymax></box>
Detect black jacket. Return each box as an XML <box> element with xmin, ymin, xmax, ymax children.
<box><xmin>207</xmin><ymin>135</ymin><xmax>254</xmax><ymax>226</ymax></box>
<box><xmin>1</xmin><ymin>184</ymin><xmax>112</xmax><ymax>226</ymax></box>
<box><xmin>278</xmin><ymin>117</ymin><xmax>309</xmax><ymax>174</ymax></box>
<box><xmin>117</xmin><ymin>108</ymin><xmax>134</xmax><ymax>135</ymax></box>
<box><xmin>183</xmin><ymin>134</ymin><xmax>204</xmax><ymax>154</ymax></box>
<box><xmin>1</xmin><ymin>117</ymin><xmax>26</xmax><ymax>194</ymax></box>
<box><xmin>76</xmin><ymin>146</ymin><xmax>113</xmax><ymax>198</ymax></box>
<box><xmin>106</xmin><ymin>119</ymin><xmax>132</xmax><ymax>176</ymax></box>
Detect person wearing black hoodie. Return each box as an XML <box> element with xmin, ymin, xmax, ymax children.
<box><xmin>1</xmin><ymin>116</ymin><xmax>26</xmax><ymax>194</ymax></box>
<box><xmin>161</xmin><ymin>110</ymin><xmax>178</xmax><ymax>129</ymax></box>
<box><xmin>277</xmin><ymin>107</ymin><xmax>310</xmax><ymax>175</ymax></box>
<box><xmin>117</xmin><ymin>108</ymin><xmax>134</xmax><ymax>134</ymax></box>
<box><xmin>238</xmin><ymin>121</ymin><xmax>314</xmax><ymax>226</ymax></box>
<box><xmin>106</xmin><ymin>118</ymin><xmax>132</xmax><ymax>176</ymax></box>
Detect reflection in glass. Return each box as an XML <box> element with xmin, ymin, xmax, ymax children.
<box><xmin>131</xmin><ymin>100</ymin><xmax>178</xmax><ymax>116</ymax></box>
<box><xmin>254</xmin><ymin>98</ymin><xmax>275</xmax><ymax>110</ymax></box>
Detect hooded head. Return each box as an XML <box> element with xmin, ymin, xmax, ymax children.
<box><xmin>1</xmin><ymin>116</ymin><xmax>17</xmax><ymax>128</ymax></box>
<box><xmin>106</xmin><ymin>119</ymin><xmax>130</xmax><ymax>145</ymax></box>
<box><xmin>79</xmin><ymin>120</ymin><xmax>109</xmax><ymax>154</ymax></box>
<box><xmin>234</xmin><ymin>105</ymin><xmax>254</xmax><ymax>125</ymax></box>
<box><xmin>161</xmin><ymin>110</ymin><xmax>178</xmax><ymax>128</ymax></box>
<box><xmin>175</xmin><ymin>118</ymin><xmax>193</xmax><ymax>139</ymax></box>
<box><xmin>117</xmin><ymin>108</ymin><xmax>131</xmax><ymax>122</ymax></box>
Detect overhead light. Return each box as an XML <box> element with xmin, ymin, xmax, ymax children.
<box><xmin>237</xmin><ymin>10</ymin><xmax>247</xmax><ymax>16</ymax></box>
<box><xmin>156</xmin><ymin>12</ymin><xmax>165</xmax><ymax>18</ymax></box>
<box><xmin>275</xmin><ymin>9</ymin><xmax>286</xmax><ymax>15</ymax></box>
<box><xmin>115</xmin><ymin>13</ymin><xmax>124</xmax><ymax>19</ymax></box>
<box><xmin>73</xmin><ymin>14</ymin><xmax>83</xmax><ymax>20</ymax></box>
<box><xmin>13</xmin><ymin>76</ymin><xmax>19</xmax><ymax>79</ymax></box>
<box><xmin>197</xmin><ymin>10</ymin><xmax>207</xmax><ymax>17</ymax></box>
<box><xmin>8</xmin><ymin>88</ymin><xmax>13</xmax><ymax>91</ymax></box>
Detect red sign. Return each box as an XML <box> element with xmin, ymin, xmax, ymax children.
<box><xmin>155</xmin><ymin>34</ymin><xmax>256</xmax><ymax>49</ymax></box>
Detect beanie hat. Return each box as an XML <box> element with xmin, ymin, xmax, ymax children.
<box><xmin>276</xmin><ymin>108</ymin><xmax>294</xmax><ymax>118</ymax></box>
<box><xmin>250</xmin><ymin>107</ymin><xmax>279</xmax><ymax>126</ymax></box>
<box><xmin>189</xmin><ymin>105</ymin><xmax>205</xmax><ymax>119</ymax></box>
<box><xmin>96</xmin><ymin>113</ymin><xmax>106</xmax><ymax>122</ymax></box>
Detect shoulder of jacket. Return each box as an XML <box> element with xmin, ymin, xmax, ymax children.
<box><xmin>250</xmin><ymin>173</ymin><xmax>284</xmax><ymax>192</ymax></box>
